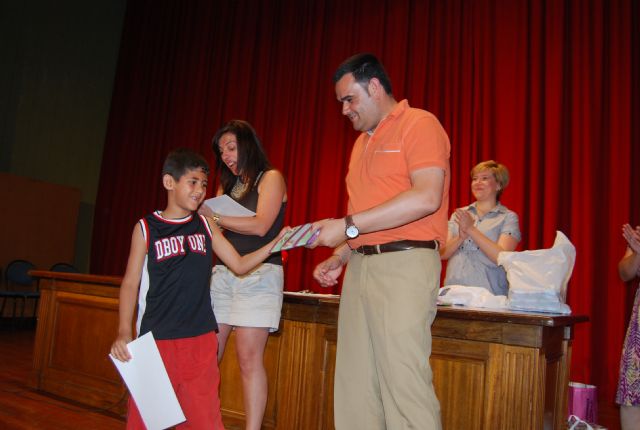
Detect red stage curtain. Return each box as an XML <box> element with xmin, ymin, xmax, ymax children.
<box><xmin>92</xmin><ymin>0</ymin><xmax>639</xmax><ymax>407</ymax></box>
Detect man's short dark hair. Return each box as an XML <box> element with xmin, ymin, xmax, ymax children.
<box><xmin>333</xmin><ymin>53</ymin><xmax>393</xmax><ymax>95</ymax></box>
<box><xmin>162</xmin><ymin>148</ymin><xmax>210</xmax><ymax>180</ymax></box>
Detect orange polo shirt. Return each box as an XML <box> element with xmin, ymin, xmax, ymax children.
<box><xmin>346</xmin><ymin>99</ymin><xmax>450</xmax><ymax>248</ymax></box>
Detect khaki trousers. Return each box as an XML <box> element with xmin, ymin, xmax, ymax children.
<box><xmin>334</xmin><ymin>248</ymin><xmax>442</xmax><ymax>430</ymax></box>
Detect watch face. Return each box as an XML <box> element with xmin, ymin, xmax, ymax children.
<box><xmin>346</xmin><ymin>225</ymin><xmax>359</xmax><ymax>239</ymax></box>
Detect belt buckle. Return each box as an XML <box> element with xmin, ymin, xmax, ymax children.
<box><xmin>375</xmin><ymin>244</ymin><xmax>381</xmax><ymax>254</ymax></box>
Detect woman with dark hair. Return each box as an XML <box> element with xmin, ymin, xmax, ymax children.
<box><xmin>207</xmin><ymin>120</ymin><xmax>287</xmax><ymax>430</ymax></box>
<box><xmin>440</xmin><ymin>160</ymin><xmax>521</xmax><ymax>296</ymax></box>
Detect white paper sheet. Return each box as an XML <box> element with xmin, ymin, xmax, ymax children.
<box><xmin>203</xmin><ymin>195</ymin><xmax>256</xmax><ymax>217</ymax></box>
<box><xmin>109</xmin><ymin>332</ymin><xmax>185</xmax><ymax>430</ymax></box>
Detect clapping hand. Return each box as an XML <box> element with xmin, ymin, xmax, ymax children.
<box><xmin>622</xmin><ymin>223</ymin><xmax>640</xmax><ymax>254</ymax></box>
<box><xmin>454</xmin><ymin>209</ymin><xmax>474</xmax><ymax>237</ymax></box>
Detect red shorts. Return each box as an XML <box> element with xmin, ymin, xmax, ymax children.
<box><xmin>126</xmin><ymin>331</ymin><xmax>224</xmax><ymax>429</ymax></box>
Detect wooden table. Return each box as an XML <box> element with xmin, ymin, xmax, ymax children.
<box><xmin>29</xmin><ymin>271</ymin><xmax>587</xmax><ymax>429</ymax></box>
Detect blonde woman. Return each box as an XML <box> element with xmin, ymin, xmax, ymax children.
<box><xmin>440</xmin><ymin>160</ymin><xmax>521</xmax><ymax>296</ymax></box>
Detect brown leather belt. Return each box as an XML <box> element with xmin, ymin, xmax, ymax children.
<box><xmin>353</xmin><ymin>239</ymin><xmax>439</xmax><ymax>255</ymax></box>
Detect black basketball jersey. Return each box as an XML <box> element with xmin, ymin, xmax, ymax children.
<box><xmin>136</xmin><ymin>211</ymin><xmax>217</xmax><ymax>340</ymax></box>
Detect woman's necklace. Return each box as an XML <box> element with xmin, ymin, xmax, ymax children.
<box><xmin>230</xmin><ymin>171</ymin><xmax>264</xmax><ymax>199</ymax></box>
<box><xmin>230</xmin><ymin>176</ymin><xmax>248</xmax><ymax>199</ymax></box>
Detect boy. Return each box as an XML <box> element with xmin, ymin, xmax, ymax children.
<box><xmin>110</xmin><ymin>148</ymin><xmax>286</xmax><ymax>429</ymax></box>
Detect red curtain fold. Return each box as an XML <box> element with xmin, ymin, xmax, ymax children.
<box><xmin>92</xmin><ymin>0</ymin><xmax>639</xmax><ymax>406</ymax></box>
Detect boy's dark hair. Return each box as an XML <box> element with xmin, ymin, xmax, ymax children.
<box><xmin>162</xmin><ymin>148</ymin><xmax>210</xmax><ymax>180</ymax></box>
<box><xmin>333</xmin><ymin>53</ymin><xmax>393</xmax><ymax>95</ymax></box>
<box><xmin>212</xmin><ymin>120</ymin><xmax>272</xmax><ymax>199</ymax></box>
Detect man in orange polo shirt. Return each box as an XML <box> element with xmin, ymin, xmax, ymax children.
<box><xmin>312</xmin><ymin>53</ymin><xmax>450</xmax><ymax>429</ymax></box>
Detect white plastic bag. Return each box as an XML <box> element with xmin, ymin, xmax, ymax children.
<box><xmin>497</xmin><ymin>231</ymin><xmax>575</xmax><ymax>314</ymax></box>
<box><xmin>568</xmin><ymin>415</ymin><xmax>594</xmax><ymax>430</ymax></box>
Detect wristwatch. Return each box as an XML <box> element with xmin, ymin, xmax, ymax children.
<box><xmin>345</xmin><ymin>214</ymin><xmax>359</xmax><ymax>239</ymax></box>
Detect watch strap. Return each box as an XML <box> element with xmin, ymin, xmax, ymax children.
<box><xmin>345</xmin><ymin>214</ymin><xmax>359</xmax><ymax>239</ymax></box>
<box><xmin>345</xmin><ymin>214</ymin><xmax>355</xmax><ymax>228</ymax></box>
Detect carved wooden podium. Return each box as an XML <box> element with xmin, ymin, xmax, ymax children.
<box><xmin>30</xmin><ymin>271</ymin><xmax>125</xmax><ymax>414</ymax></box>
<box><xmin>30</xmin><ymin>271</ymin><xmax>586</xmax><ymax>429</ymax></box>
